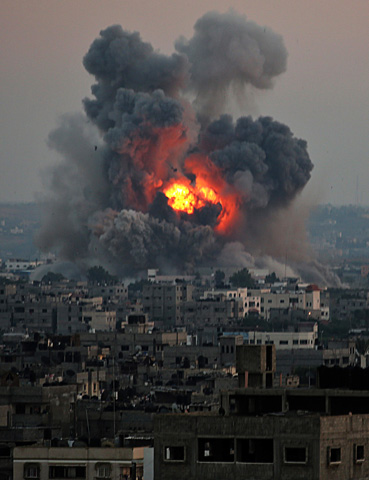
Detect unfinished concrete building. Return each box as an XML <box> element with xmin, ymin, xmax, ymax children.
<box><xmin>154</xmin><ymin>345</ymin><xmax>369</xmax><ymax>479</ymax></box>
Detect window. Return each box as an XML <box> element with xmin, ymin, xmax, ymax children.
<box><xmin>300</xmin><ymin>340</ymin><xmax>308</xmax><ymax>345</ymax></box>
<box><xmin>198</xmin><ymin>438</ymin><xmax>234</xmax><ymax>462</ymax></box>
<box><xmin>49</xmin><ymin>466</ymin><xmax>86</xmax><ymax>478</ymax></box>
<box><xmin>0</xmin><ymin>446</ymin><xmax>10</xmax><ymax>457</ymax></box>
<box><xmin>279</xmin><ymin>340</ymin><xmax>289</xmax><ymax>345</ymax></box>
<box><xmin>354</xmin><ymin>444</ymin><xmax>365</xmax><ymax>463</ymax></box>
<box><xmin>24</xmin><ymin>464</ymin><xmax>40</xmax><ymax>479</ymax></box>
<box><xmin>236</xmin><ymin>439</ymin><xmax>273</xmax><ymax>463</ymax></box>
<box><xmin>16</xmin><ymin>404</ymin><xmax>26</xmax><ymax>414</ymax></box>
<box><xmin>164</xmin><ymin>446</ymin><xmax>185</xmax><ymax>461</ymax></box>
<box><xmin>95</xmin><ymin>463</ymin><xmax>111</xmax><ymax>478</ymax></box>
<box><xmin>327</xmin><ymin>447</ymin><xmax>341</xmax><ymax>465</ymax></box>
<box><xmin>284</xmin><ymin>447</ymin><xmax>307</xmax><ymax>464</ymax></box>
<box><xmin>119</xmin><ymin>464</ymin><xmax>131</xmax><ymax>477</ymax></box>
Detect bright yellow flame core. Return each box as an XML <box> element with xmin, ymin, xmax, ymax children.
<box><xmin>163</xmin><ymin>181</ymin><xmax>219</xmax><ymax>215</ymax></box>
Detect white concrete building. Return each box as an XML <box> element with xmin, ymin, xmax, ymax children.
<box><xmin>243</xmin><ymin>327</ymin><xmax>318</xmax><ymax>350</ymax></box>
<box><xmin>5</xmin><ymin>259</ymin><xmax>37</xmax><ymax>271</ymax></box>
<box><xmin>249</xmin><ymin>285</ymin><xmax>324</xmax><ymax>320</ymax></box>
<box><xmin>222</xmin><ymin>323</ymin><xmax>318</xmax><ymax>350</ymax></box>
<box><xmin>14</xmin><ymin>445</ymin><xmax>153</xmax><ymax>480</ymax></box>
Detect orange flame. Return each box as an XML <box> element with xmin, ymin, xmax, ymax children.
<box><xmin>162</xmin><ymin>153</ymin><xmax>240</xmax><ymax>234</ymax></box>
<box><xmin>163</xmin><ymin>179</ymin><xmax>219</xmax><ymax>215</ymax></box>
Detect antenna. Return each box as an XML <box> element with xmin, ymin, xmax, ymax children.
<box><xmin>284</xmin><ymin>250</ymin><xmax>287</xmax><ymax>283</ymax></box>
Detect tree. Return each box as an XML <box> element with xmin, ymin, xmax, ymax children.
<box><xmin>265</xmin><ymin>272</ymin><xmax>280</xmax><ymax>284</ymax></box>
<box><xmin>215</xmin><ymin>270</ymin><xmax>225</xmax><ymax>288</ymax></box>
<box><xmin>86</xmin><ymin>266</ymin><xmax>117</xmax><ymax>284</ymax></box>
<box><xmin>41</xmin><ymin>272</ymin><xmax>65</xmax><ymax>284</ymax></box>
<box><xmin>229</xmin><ymin>268</ymin><xmax>255</xmax><ymax>288</ymax></box>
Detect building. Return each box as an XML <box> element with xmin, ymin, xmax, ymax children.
<box><xmin>155</xmin><ymin>410</ymin><xmax>369</xmax><ymax>480</ymax></box>
<box><xmin>250</xmin><ymin>285</ymin><xmax>324</xmax><ymax>321</ymax></box>
<box><xmin>142</xmin><ymin>283</ymin><xmax>194</xmax><ymax>326</ymax></box>
<box><xmin>154</xmin><ymin>346</ymin><xmax>369</xmax><ymax>479</ymax></box>
<box><xmin>226</xmin><ymin>323</ymin><xmax>318</xmax><ymax>350</ymax></box>
<box><xmin>13</xmin><ymin>445</ymin><xmax>152</xmax><ymax>480</ymax></box>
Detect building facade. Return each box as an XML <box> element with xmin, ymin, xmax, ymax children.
<box><xmin>13</xmin><ymin>445</ymin><xmax>151</xmax><ymax>480</ymax></box>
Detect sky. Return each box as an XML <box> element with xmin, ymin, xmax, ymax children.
<box><xmin>1</xmin><ymin>0</ymin><xmax>368</xmax><ymax>206</ymax></box>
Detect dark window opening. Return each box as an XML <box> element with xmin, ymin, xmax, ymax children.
<box><xmin>284</xmin><ymin>446</ymin><xmax>307</xmax><ymax>463</ymax></box>
<box><xmin>0</xmin><ymin>446</ymin><xmax>11</xmax><ymax>457</ymax></box>
<box><xmin>266</xmin><ymin>345</ymin><xmax>273</xmax><ymax>371</ymax></box>
<box><xmin>198</xmin><ymin>438</ymin><xmax>234</xmax><ymax>462</ymax></box>
<box><xmin>328</xmin><ymin>447</ymin><xmax>341</xmax><ymax>465</ymax></box>
<box><xmin>24</xmin><ymin>463</ymin><xmax>40</xmax><ymax>479</ymax></box>
<box><xmin>355</xmin><ymin>444</ymin><xmax>365</xmax><ymax>463</ymax></box>
<box><xmin>164</xmin><ymin>446</ymin><xmax>185</xmax><ymax>461</ymax></box>
<box><xmin>236</xmin><ymin>438</ymin><xmax>273</xmax><ymax>463</ymax></box>
<box><xmin>49</xmin><ymin>466</ymin><xmax>86</xmax><ymax>478</ymax></box>
<box><xmin>266</xmin><ymin>372</ymin><xmax>273</xmax><ymax>388</ymax></box>
<box><xmin>15</xmin><ymin>404</ymin><xmax>26</xmax><ymax>414</ymax></box>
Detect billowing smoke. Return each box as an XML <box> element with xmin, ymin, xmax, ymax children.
<box><xmin>175</xmin><ymin>10</ymin><xmax>287</xmax><ymax>120</ymax></box>
<box><xmin>36</xmin><ymin>10</ymin><xmax>321</xmax><ymax>281</ymax></box>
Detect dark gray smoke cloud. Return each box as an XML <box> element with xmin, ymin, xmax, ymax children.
<box><xmin>201</xmin><ymin>115</ymin><xmax>312</xmax><ymax>209</ymax></box>
<box><xmin>175</xmin><ymin>9</ymin><xmax>287</xmax><ymax>120</ymax></box>
<box><xmin>36</xmin><ymin>11</ymin><xmax>331</xmax><ymax>283</ymax></box>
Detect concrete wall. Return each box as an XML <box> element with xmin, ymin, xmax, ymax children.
<box><xmin>320</xmin><ymin>415</ymin><xmax>369</xmax><ymax>480</ymax></box>
<box><xmin>13</xmin><ymin>446</ymin><xmax>147</xmax><ymax>480</ymax></box>
<box><xmin>154</xmin><ymin>413</ymin><xmax>321</xmax><ymax>480</ymax></box>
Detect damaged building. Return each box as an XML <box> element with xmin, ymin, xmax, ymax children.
<box><xmin>154</xmin><ymin>345</ymin><xmax>369</xmax><ymax>479</ymax></box>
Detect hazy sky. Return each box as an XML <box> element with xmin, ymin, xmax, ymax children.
<box><xmin>1</xmin><ymin>0</ymin><xmax>368</xmax><ymax>205</ymax></box>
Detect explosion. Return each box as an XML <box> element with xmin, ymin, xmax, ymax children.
<box><xmin>37</xmin><ymin>10</ymin><xmax>316</xmax><ymax>278</ymax></box>
<box><xmin>162</xmin><ymin>153</ymin><xmax>241</xmax><ymax>233</ymax></box>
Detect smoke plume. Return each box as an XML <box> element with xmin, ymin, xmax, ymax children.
<box><xmin>36</xmin><ymin>10</ymin><xmax>321</xmax><ymax>281</ymax></box>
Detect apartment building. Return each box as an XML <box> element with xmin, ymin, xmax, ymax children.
<box><xmin>250</xmin><ymin>285</ymin><xmax>322</xmax><ymax>321</ymax></box>
<box><xmin>13</xmin><ymin>445</ymin><xmax>152</xmax><ymax>480</ymax></box>
<box><xmin>243</xmin><ymin>327</ymin><xmax>318</xmax><ymax>350</ymax></box>
<box><xmin>154</xmin><ymin>346</ymin><xmax>369</xmax><ymax>480</ymax></box>
<box><xmin>142</xmin><ymin>283</ymin><xmax>194</xmax><ymax>326</ymax></box>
